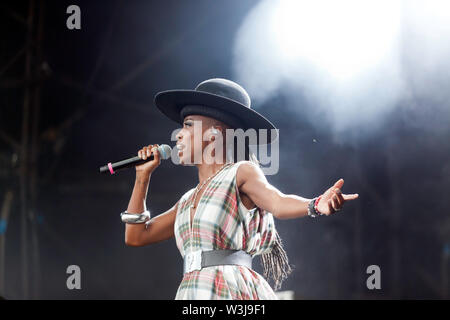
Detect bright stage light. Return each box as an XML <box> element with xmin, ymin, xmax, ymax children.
<box><xmin>269</xmin><ymin>0</ymin><xmax>401</xmax><ymax>80</ymax></box>
<box><xmin>233</xmin><ymin>0</ymin><xmax>450</xmax><ymax>139</ymax></box>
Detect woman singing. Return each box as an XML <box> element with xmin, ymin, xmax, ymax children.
<box><xmin>122</xmin><ymin>78</ymin><xmax>359</xmax><ymax>299</ymax></box>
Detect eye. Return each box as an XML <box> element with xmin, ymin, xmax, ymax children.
<box><xmin>184</xmin><ymin>121</ymin><xmax>192</xmax><ymax>127</ymax></box>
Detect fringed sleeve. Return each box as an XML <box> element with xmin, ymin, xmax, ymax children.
<box><xmin>261</xmin><ymin>231</ymin><xmax>294</xmax><ymax>291</ymax></box>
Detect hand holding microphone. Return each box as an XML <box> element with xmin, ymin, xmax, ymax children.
<box><xmin>99</xmin><ymin>144</ymin><xmax>172</xmax><ymax>176</ymax></box>
<box><xmin>136</xmin><ymin>144</ymin><xmax>162</xmax><ymax>175</ymax></box>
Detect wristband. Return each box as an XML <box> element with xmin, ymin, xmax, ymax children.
<box><xmin>307</xmin><ymin>196</ymin><xmax>323</xmax><ymax>218</ymax></box>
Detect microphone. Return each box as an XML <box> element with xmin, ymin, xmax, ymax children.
<box><xmin>99</xmin><ymin>144</ymin><xmax>172</xmax><ymax>175</ymax></box>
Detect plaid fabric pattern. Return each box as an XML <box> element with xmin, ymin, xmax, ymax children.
<box><xmin>174</xmin><ymin>161</ymin><xmax>278</xmax><ymax>300</ymax></box>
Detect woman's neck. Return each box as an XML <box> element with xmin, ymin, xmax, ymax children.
<box><xmin>196</xmin><ymin>160</ymin><xmax>231</xmax><ymax>184</ymax></box>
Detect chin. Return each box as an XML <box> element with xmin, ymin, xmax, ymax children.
<box><xmin>178</xmin><ymin>152</ymin><xmax>194</xmax><ymax>166</ymax></box>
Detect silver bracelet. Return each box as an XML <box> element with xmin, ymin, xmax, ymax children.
<box><xmin>120</xmin><ymin>210</ymin><xmax>151</xmax><ymax>224</ymax></box>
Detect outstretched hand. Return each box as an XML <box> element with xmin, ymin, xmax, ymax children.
<box><xmin>316</xmin><ymin>178</ymin><xmax>359</xmax><ymax>216</ymax></box>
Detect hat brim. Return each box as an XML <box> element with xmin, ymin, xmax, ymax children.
<box><xmin>154</xmin><ymin>90</ymin><xmax>278</xmax><ymax>144</ymax></box>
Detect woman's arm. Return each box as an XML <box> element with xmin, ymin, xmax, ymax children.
<box><xmin>125</xmin><ymin>200</ymin><xmax>178</xmax><ymax>246</ymax></box>
<box><xmin>124</xmin><ymin>143</ymin><xmax>177</xmax><ymax>246</ymax></box>
<box><xmin>237</xmin><ymin>161</ymin><xmax>358</xmax><ymax>219</ymax></box>
<box><xmin>124</xmin><ymin>173</ymin><xmax>178</xmax><ymax>246</ymax></box>
<box><xmin>237</xmin><ymin>162</ymin><xmax>310</xmax><ymax>219</ymax></box>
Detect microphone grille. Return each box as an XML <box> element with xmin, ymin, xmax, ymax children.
<box><xmin>158</xmin><ymin>144</ymin><xmax>172</xmax><ymax>160</ymax></box>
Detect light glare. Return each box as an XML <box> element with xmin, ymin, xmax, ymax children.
<box><xmin>270</xmin><ymin>0</ymin><xmax>401</xmax><ymax>80</ymax></box>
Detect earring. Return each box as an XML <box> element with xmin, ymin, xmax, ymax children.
<box><xmin>210</xmin><ymin>128</ymin><xmax>218</xmax><ymax>142</ymax></box>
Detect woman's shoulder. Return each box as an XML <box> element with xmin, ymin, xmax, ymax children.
<box><xmin>233</xmin><ymin>160</ymin><xmax>262</xmax><ymax>176</ymax></box>
<box><xmin>232</xmin><ymin>160</ymin><xmax>265</xmax><ymax>188</ymax></box>
<box><xmin>231</xmin><ymin>160</ymin><xmax>260</xmax><ymax>172</ymax></box>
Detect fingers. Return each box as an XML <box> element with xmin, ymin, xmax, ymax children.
<box><xmin>333</xmin><ymin>189</ymin><xmax>344</xmax><ymax>206</ymax></box>
<box><xmin>327</xmin><ymin>199</ymin><xmax>336</xmax><ymax>215</ymax></box>
<box><xmin>138</xmin><ymin>149</ymin><xmax>143</xmax><ymax>159</ymax></box>
<box><xmin>343</xmin><ymin>193</ymin><xmax>359</xmax><ymax>200</ymax></box>
<box><xmin>329</xmin><ymin>188</ymin><xmax>345</xmax><ymax>213</ymax></box>
<box><xmin>333</xmin><ymin>187</ymin><xmax>359</xmax><ymax>203</ymax></box>
<box><xmin>321</xmin><ymin>183</ymin><xmax>359</xmax><ymax>215</ymax></box>
<box><xmin>331</xmin><ymin>194</ymin><xmax>340</xmax><ymax>212</ymax></box>
<box><xmin>333</xmin><ymin>178</ymin><xmax>344</xmax><ymax>189</ymax></box>
<box><xmin>138</xmin><ymin>145</ymin><xmax>151</xmax><ymax>160</ymax></box>
<box><xmin>137</xmin><ymin>144</ymin><xmax>160</xmax><ymax>160</ymax></box>
<box><xmin>151</xmin><ymin>144</ymin><xmax>161</xmax><ymax>162</ymax></box>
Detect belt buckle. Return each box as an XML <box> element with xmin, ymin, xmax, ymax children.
<box><xmin>184</xmin><ymin>250</ymin><xmax>202</xmax><ymax>274</ymax></box>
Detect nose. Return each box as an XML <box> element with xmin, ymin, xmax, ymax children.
<box><xmin>176</xmin><ymin>129</ymin><xmax>183</xmax><ymax>141</ymax></box>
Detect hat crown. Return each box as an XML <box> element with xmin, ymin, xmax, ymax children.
<box><xmin>195</xmin><ymin>78</ymin><xmax>251</xmax><ymax>108</ymax></box>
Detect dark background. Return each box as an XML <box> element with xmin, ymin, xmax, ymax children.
<box><xmin>0</xmin><ymin>0</ymin><xmax>449</xmax><ymax>299</ymax></box>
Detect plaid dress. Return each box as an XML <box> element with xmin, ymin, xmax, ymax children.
<box><xmin>174</xmin><ymin>161</ymin><xmax>278</xmax><ymax>300</ymax></box>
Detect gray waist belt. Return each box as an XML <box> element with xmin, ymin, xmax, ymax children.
<box><xmin>183</xmin><ymin>249</ymin><xmax>252</xmax><ymax>274</ymax></box>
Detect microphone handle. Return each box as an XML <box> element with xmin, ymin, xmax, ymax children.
<box><xmin>99</xmin><ymin>154</ymin><xmax>155</xmax><ymax>174</ymax></box>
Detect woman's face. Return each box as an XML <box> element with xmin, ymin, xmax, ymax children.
<box><xmin>176</xmin><ymin>114</ymin><xmax>218</xmax><ymax>165</ymax></box>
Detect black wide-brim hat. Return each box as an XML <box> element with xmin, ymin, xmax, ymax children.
<box><xmin>154</xmin><ymin>78</ymin><xmax>278</xmax><ymax>144</ymax></box>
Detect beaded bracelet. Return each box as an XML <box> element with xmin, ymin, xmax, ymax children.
<box><xmin>314</xmin><ymin>195</ymin><xmax>322</xmax><ymax>215</ymax></box>
<box><xmin>307</xmin><ymin>196</ymin><xmax>323</xmax><ymax>218</ymax></box>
